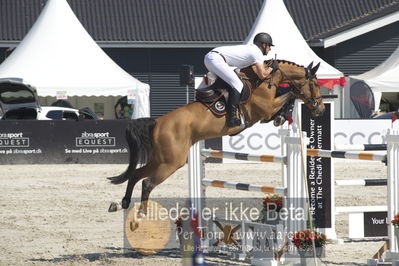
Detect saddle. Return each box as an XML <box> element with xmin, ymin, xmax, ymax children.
<box><xmin>195</xmin><ymin>76</ymin><xmax>295</xmax><ymax>128</ymax></box>
<box><xmin>195</xmin><ymin>77</ymin><xmax>252</xmax><ymax>117</ymax></box>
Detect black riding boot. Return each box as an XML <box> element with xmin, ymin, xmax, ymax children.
<box><xmin>227</xmin><ymin>89</ymin><xmax>242</xmax><ymax>128</ymax></box>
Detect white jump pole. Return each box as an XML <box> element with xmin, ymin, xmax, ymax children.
<box><xmin>188</xmin><ymin>141</ymin><xmax>206</xmax><ymax>252</ymax></box>
<box><xmin>284</xmin><ymin>131</ymin><xmax>307</xmax><ymax>235</ymax></box>
<box><xmin>387</xmin><ymin>131</ymin><xmax>399</xmax><ymax>260</ymax></box>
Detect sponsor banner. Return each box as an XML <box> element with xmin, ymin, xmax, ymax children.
<box><xmin>363</xmin><ymin>211</ymin><xmax>388</xmax><ymax>238</ymax></box>
<box><xmin>0</xmin><ymin>117</ymin><xmax>397</xmax><ymax>165</ymax></box>
<box><xmin>223</xmin><ymin>119</ymin><xmax>398</xmax><ymax>160</ymax></box>
<box><xmin>302</xmin><ymin>103</ymin><xmax>332</xmax><ymax>228</ymax></box>
<box><xmin>222</xmin><ymin>122</ymin><xmax>287</xmax><ymax>163</ymax></box>
<box><xmin>0</xmin><ymin>120</ymin><xmax>129</xmax><ymax>164</ymax></box>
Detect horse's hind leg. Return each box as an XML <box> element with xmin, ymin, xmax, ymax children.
<box><xmin>121</xmin><ymin>176</ymin><xmax>140</xmax><ymax>209</ymax></box>
<box><xmin>109</xmin><ymin>175</ymin><xmax>142</xmax><ymax>212</ymax></box>
<box><xmin>108</xmin><ymin>166</ymin><xmax>152</xmax><ymax>212</ymax></box>
<box><xmin>137</xmin><ymin>162</ymin><xmax>185</xmax><ymax>216</ymax></box>
<box><xmin>139</xmin><ymin>178</ymin><xmax>155</xmax><ymax>215</ymax></box>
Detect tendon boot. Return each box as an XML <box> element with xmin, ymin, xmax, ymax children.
<box><xmin>273</xmin><ymin>115</ymin><xmax>286</xmax><ymax>127</ymax></box>
<box><xmin>226</xmin><ymin>89</ymin><xmax>242</xmax><ymax>128</ymax></box>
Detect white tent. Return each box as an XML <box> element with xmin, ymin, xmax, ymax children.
<box><xmin>0</xmin><ymin>0</ymin><xmax>150</xmax><ymax>119</ymax></box>
<box><xmin>351</xmin><ymin>45</ymin><xmax>399</xmax><ymax>112</ymax></box>
<box><xmin>244</xmin><ymin>0</ymin><xmax>344</xmax><ymax>87</ymax></box>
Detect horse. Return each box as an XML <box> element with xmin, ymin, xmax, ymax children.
<box><xmin>108</xmin><ymin>60</ymin><xmax>325</xmax><ymax>214</ymax></box>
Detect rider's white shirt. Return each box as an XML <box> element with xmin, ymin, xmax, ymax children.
<box><xmin>213</xmin><ymin>44</ymin><xmax>264</xmax><ymax>69</ymax></box>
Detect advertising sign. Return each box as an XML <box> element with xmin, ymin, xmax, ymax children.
<box><xmin>301</xmin><ymin>103</ymin><xmax>332</xmax><ymax>228</ymax></box>
<box><xmin>0</xmin><ymin>120</ymin><xmax>129</xmax><ymax>164</ymax></box>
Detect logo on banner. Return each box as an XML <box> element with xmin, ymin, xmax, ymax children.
<box><xmin>76</xmin><ymin>131</ymin><xmax>116</xmax><ymax>147</ymax></box>
<box><xmin>0</xmin><ymin>132</ymin><xmax>29</xmax><ymax>147</ymax></box>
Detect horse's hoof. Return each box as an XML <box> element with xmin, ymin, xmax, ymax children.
<box><xmin>130</xmin><ymin>221</ymin><xmax>140</xmax><ymax>231</ymax></box>
<box><xmin>108</xmin><ymin>202</ymin><xmax>120</xmax><ymax>212</ymax></box>
<box><xmin>122</xmin><ymin>198</ymin><xmax>131</xmax><ymax>209</ymax></box>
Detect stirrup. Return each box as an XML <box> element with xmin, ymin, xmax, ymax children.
<box><xmin>227</xmin><ymin>117</ymin><xmax>241</xmax><ymax>128</ymax></box>
<box><xmin>227</xmin><ymin>111</ymin><xmax>241</xmax><ymax>127</ymax></box>
<box><xmin>239</xmin><ymin>114</ymin><xmax>246</xmax><ymax>129</ymax></box>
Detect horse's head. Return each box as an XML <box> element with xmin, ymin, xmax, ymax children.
<box><xmin>275</xmin><ymin>60</ymin><xmax>325</xmax><ymax>117</ymax></box>
<box><xmin>297</xmin><ymin>62</ymin><xmax>325</xmax><ymax>117</ymax></box>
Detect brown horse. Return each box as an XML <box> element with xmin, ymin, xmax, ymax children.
<box><xmin>108</xmin><ymin>60</ymin><xmax>325</xmax><ymax>213</ymax></box>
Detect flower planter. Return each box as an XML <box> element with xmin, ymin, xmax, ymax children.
<box><xmin>298</xmin><ymin>247</ymin><xmax>325</xmax><ymax>265</ymax></box>
<box><xmin>395</xmin><ymin>227</ymin><xmax>399</xmax><ymax>249</ymax></box>
<box><xmin>298</xmin><ymin>246</ymin><xmax>325</xmax><ymax>258</ymax></box>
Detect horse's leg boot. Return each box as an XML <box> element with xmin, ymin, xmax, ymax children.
<box><xmin>226</xmin><ymin>89</ymin><xmax>242</xmax><ymax>128</ymax></box>
<box><xmin>273</xmin><ymin>115</ymin><xmax>286</xmax><ymax>127</ymax></box>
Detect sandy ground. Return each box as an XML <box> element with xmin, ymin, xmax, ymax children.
<box><xmin>0</xmin><ymin>161</ymin><xmax>389</xmax><ymax>265</ymax></box>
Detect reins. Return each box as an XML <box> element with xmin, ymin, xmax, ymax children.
<box><xmin>268</xmin><ymin>61</ymin><xmax>322</xmax><ymax>110</ymax></box>
<box><xmin>279</xmin><ymin>68</ymin><xmax>322</xmax><ymax>109</ymax></box>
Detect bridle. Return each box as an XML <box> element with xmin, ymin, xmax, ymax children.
<box><xmin>239</xmin><ymin>61</ymin><xmax>322</xmax><ymax>112</ymax></box>
<box><xmin>269</xmin><ymin>62</ymin><xmax>322</xmax><ymax>111</ymax></box>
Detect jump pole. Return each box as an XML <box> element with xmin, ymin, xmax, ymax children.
<box><xmin>386</xmin><ymin>132</ymin><xmax>399</xmax><ymax>261</ymax></box>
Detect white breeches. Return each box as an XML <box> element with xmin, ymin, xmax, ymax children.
<box><xmin>204</xmin><ymin>52</ymin><xmax>243</xmax><ymax>93</ymax></box>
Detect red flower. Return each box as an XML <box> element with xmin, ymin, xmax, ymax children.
<box><xmin>291</xmin><ymin>230</ymin><xmax>327</xmax><ymax>250</ymax></box>
<box><xmin>390</xmin><ymin>213</ymin><xmax>399</xmax><ymax>228</ymax></box>
<box><xmin>263</xmin><ymin>194</ymin><xmax>283</xmax><ymax>212</ymax></box>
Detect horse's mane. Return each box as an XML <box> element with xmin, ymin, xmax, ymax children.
<box><xmin>240</xmin><ymin>59</ymin><xmax>306</xmax><ymax>80</ymax></box>
<box><xmin>265</xmin><ymin>59</ymin><xmax>304</xmax><ymax>69</ymax></box>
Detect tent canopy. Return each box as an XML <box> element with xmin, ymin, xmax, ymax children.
<box><xmin>350</xmin><ymin>45</ymin><xmax>399</xmax><ymax>113</ymax></box>
<box><xmin>352</xmin><ymin>45</ymin><xmax>399</xmax><ymax>93</ymax></box>
<box><xmin>244</xmin><ymin>0</ymin><xmax>344</xmax><ymax>87</ymax></box>
<box><xmin>0</xmin><ymin>0</ymin><xmax>149</xmax><ymax>99</ymax></box>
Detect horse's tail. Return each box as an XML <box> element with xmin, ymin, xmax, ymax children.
<box><xmin>108</xmin><ymin>118</ymin><xmax>156</xmax><ymax>184</ymax></box>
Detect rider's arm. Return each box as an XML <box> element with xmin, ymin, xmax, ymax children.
<box><xmin>252</xmin><ymin>63</ymin><xmax>272</xmax><ymax>80</ymax></box>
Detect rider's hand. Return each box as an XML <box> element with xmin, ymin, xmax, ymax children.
<box><xmin>270</xmin><ymin>60</ymin><xmax>279</xmax><ymax>72</ymax></box>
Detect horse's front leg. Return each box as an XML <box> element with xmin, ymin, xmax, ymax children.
<box><xmin>272</xmin><ymin>91</ymin><xmax>295</xmax><ymax>113</ymax></box>
<box><xmin>273</xmin><ymin>93</ymin><xmax>295</xmax><ymax>127</ymax></box>
<box><xmin>262</xmin><ymin>92</ymin><xmax>295</xmax><ymax>121</ymax></box>
<box><xmin>270</xmin><ymin>92</ymin><xmax>295</xmax><ymax>126</ymax></box>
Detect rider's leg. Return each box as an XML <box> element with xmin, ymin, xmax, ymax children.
<box><xmin>204</xmin><ymin>52</ymin><xmax>243</xmax><ymax>127</ymax></box>
<box><xmin>226</xmin><ymin>88</ymin><xmax>242</xmax><ymax>127</ymax></box>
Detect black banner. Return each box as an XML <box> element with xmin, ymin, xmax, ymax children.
<box><xmin>0</xmin><ymin>120</ymin><xmax>130</xmax><ymax>164</ymax></box>
<box><xmin>364</xmin><ymin>211</ymin><xmax>388</xmax><ymax>237</ymax></box>
<box><xmin>301</xmin><ymin>103</ymin><xmax>332</xmax><ymax>228</ymax></box>
<box><xmin>350</xmin><ymin>80</ymin><xmax>375</xmax><ymax>118</ymax></box>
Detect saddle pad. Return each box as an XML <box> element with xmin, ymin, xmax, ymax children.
<box><xmin>201</xmin><ymin>98</ymin><xmax>227</xmax><ymax>117</ymax></box>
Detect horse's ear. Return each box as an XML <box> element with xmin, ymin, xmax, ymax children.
<box><xmin>311</xmin><ymin>62</ymin><xmax>320</xmax><ymax>75</ymax></box>
<box><xmin>307</xmin><ymin>62</ymin><xmax>313</xmax><ymax>70</ymax></box>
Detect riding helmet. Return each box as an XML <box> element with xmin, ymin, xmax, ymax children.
<box><xmin>253</xmin><ymin>32</ymin><xmax>274</xmax><ymax>46</ymax></box>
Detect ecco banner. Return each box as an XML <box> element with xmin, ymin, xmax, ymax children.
<box><xmin>0</xmin><ymin>120</ymin><xmax>129</xmax><ymax>164</ymax></box>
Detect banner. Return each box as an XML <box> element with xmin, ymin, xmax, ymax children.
<box><xmin>301</xmin><ymin>103</ymin><xmax>332</xmax><ymax>228</ymax></box>
<box><xmin>0</xmin><ymin>120</ymin><xmax>129</xmax><ymax>164</ymax></box>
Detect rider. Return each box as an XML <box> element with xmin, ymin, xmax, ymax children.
<box><xmin>204</xmin><ymin>32</ymin><xmax>275</xmax><ymax>127</ymax></box>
